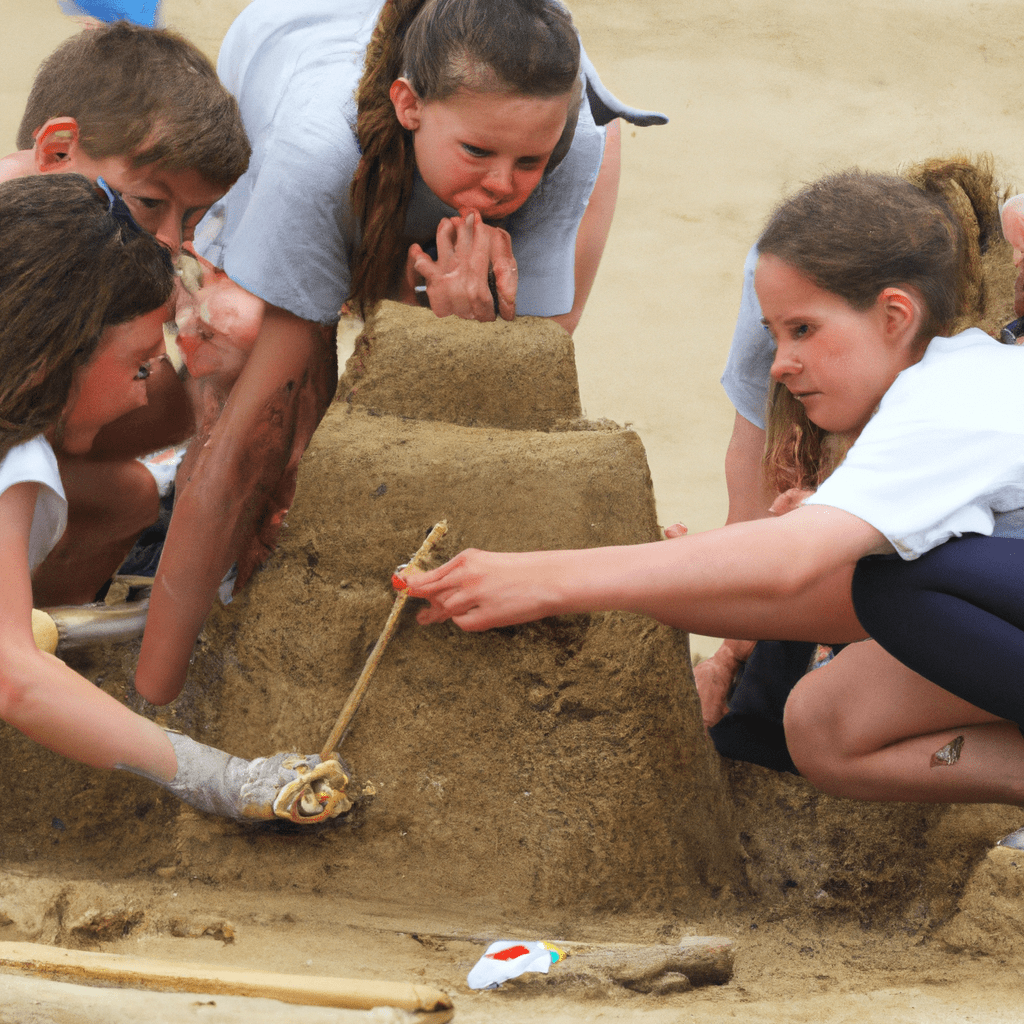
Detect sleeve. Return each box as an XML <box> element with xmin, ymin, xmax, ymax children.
<box><xmin>195</xmin><ymin>71</ymin><xmax>360</xmax><ymax>324</ymax></box>
<box><xmin>194</xmin><ymin>1</ymin><xmax>374</xmax><ymax>324</ymax></box>
<box><xmin>0</xmin><ymin>437</ymin><xmax>67</xmax><ymax>572</ymax></box>
<box><xmin>720</xmin><ymin>244</ymin><xmax>774</xmax><ymax>429</ymax></box>
<box><xmin>805</xmin><ymin>354</ymin><xmax>1024</xmax><ymax>558</ymax></box>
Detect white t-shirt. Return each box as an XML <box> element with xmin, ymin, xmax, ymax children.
<box><xmin>0</xmin><ymin>436</ymin><xmax>67</xmax><ymax>572</ymax></box>
<box><xmin>804</xmin><ymin>329</ymin><xmax>1024</xmax><ymax>558</ymax></box>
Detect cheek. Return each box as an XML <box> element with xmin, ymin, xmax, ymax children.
<box><xmin>512</xmin><ymin>169</ymin><xmax>545</xmax><ymax>201</ymax></box>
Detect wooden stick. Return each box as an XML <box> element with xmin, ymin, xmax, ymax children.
<box><xmin>320</xmin><ymin>520</ymin><xmax>448</xmax><ymax>759</ymax></box>
<box><xmin>0</xmin><ymin>941</ymin><xmax>454</xmax><ymax>1019</ymax></box>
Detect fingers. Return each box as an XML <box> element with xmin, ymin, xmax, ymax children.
<box><xmin>413</xmin><ymin>211</ymin><xmax>517</xmax><ymax>322</ymax></box>
<box><xmin>664</xmin><ymin>522</ymin><xmax>688</xmax><ymax>539</ymax></box>
<box><xmin>769</xmin><ymin>487</ymin><xmax>815</xmax><ymax>516</ymax></box>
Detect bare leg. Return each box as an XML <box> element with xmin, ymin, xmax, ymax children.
<box><xmin>784</xmin><ymin>639</ymin><xmax>1024</xmax><ymax>806</ymax></box>
<box><xmin>32</xmin><ymin>457</ymin><xmax>160</xmax><ymax>606</ymax></box>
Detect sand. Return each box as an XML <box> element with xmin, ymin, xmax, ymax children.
<box><xmin>3</xmin><ymin>2</ymin><xmax>1024</xmax><ymax>1022</ymax></box>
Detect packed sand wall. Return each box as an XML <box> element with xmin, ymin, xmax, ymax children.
<box><xmin>2</xmin><ymin>302</ymin><xmax>1021</xmax><ymax>947</ymax></box>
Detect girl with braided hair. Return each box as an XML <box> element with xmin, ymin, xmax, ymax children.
<box><xmin>140</xmin><ymin>0</ymin><xmax>665</xmax><ymax>707</ymax></box>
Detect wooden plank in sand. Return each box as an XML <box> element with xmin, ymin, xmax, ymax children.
<box><xmin>0</xmin><ymin>941</ymin><xmax>454</xmax><ymax>1022</ymax></box>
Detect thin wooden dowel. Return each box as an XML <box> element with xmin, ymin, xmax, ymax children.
<box><xmin>320</xmin><ymin>521</ymin><xmax>448</xmax><ymax>759</ymax></box>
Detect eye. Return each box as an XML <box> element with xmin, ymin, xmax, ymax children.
<box><xmin>461</xmin><ymin>144</ymin><xmax>488</xmax><ymax>158</ymax></box>
<box><xmin>515</xmin><ymin>156</ymin><xmax>543</xmax><ymax>170</ymax></box>
<box><xmin>133</xmin><ymin>196</ymin><xmax>163</xmax><ymax>210</ymax></box>
<box><xmin>793</xmin><ymin>323</ymin><xmax>810</xmax><ymax>339</ymax></box>
<box><xmin>135</xmin><ymin>362</ymin><xmax>152</xmax><ymax>381</ymax></box>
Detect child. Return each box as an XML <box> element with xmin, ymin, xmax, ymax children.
<box><xmin>0</xmin><ymin>20</ymin><xmax>252</xmax><ymax>612</ymax></box>
<box><xmin>0</xmin><ymin>174</ymin><xmax>346</xmax><ymax>824</ymax></box>
<box><xmin>403</xmin><ymin>169</ymin><xmax>1024</xmax><ymax>816</ymax></box>
<box><xmin>139</xmin><ymin>0</ymin><xmax>667</xmax><ymax>706</ymax></box>
<box><xmin>701</xmin><ymin>157</ymin><xmax>1002</xmax><ymax>771</ymax></box>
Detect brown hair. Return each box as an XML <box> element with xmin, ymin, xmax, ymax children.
<box><xmin>349</xmin><ymin>0</ymin><xmax>581</xmax><ymax>317</ymax></box>
<box><xmin>758</xmin><ymin>160</ymin><xmax>996</xmax><ymax>494</ymax></box>
<box><xmin>0</xmin><ymin>174</ymin><xmax>174</xmax><ymax>460</ymax></box>
<box><xmin>17</xmin><ymin>22</ymin><xmax>250</xmax><ymax>190</ymax></box>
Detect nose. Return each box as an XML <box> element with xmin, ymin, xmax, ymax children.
<box><xmin>482</xmin><ymin>161</ymin><xmax>515</xmax><ymax>200</ymax></box>
<box><xmin>153</xmin><ymin>210</ymin><xmax>183</xmax><ymax>256</ymax></box>
<box><xmin>770</xmin><ymin>342</ymin><xmax>800</xmax><ymax>383</ymax></box>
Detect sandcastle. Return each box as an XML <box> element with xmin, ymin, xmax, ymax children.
<box><xmin>3</xmin><ymin>297</ymin><xmax>1023</xmax><ymax>957</ymax></box>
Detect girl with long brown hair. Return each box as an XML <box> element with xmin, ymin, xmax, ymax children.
<box><xmin>0</xmin><ymin>175</ymin><xmax>346</xmax><ymax>823</ymax></box>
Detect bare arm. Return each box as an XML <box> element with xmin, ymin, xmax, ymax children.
<box><xmin>405</xmin><ymin>504</ymin><xmax>879</xmax><ymax>643</ymax></box>
<box><xmin>1</xmin><ymin>483</ymin><xmax>176</xmax><ymax>778</ymax></box>
<box><xmin>135</xmin><ymin>305</ymin><xmax>330</xmax><ymax>705</ymax></box>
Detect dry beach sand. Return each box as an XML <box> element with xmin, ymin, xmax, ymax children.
<box><xmin>3</xmin><ymin>1</ymin><xmax>1024</xmax><ymax>1022</ymax></box>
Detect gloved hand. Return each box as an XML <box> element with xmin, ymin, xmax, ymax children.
<box><xmin>124</xmin><ymin>732</ymin><xmax>352</xmax><ymax>823</ymax></box>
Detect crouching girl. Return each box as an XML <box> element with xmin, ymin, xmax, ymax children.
<box><xmin>0</xmin><ymin>175</ymin><xmax>346</xmax><ymax>823</ymax></box>
<box><xmin>403</xmin><ymin>169</ymin><xmax>1024</xmax><ymax>820</ymax></box>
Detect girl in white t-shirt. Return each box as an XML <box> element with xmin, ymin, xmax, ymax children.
<box><xmin>0</xmin><ymin>175</ymin><xmax>347</xmax><ymax>823</ymax></box>
<box><xmin>402</xmin><ymin>169</ymin><xmax>1024</xmax><ymax>823</ymax></box>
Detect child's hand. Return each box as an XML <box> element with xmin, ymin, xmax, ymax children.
<box><xmin>769</xmin><ymin>487</ymin><xmax>815</xmax><ymax>517</ymax></box>
<box><xmin>399</xmin><ymin>548</ymin><xmax>556</xmax><ymax>631</ymax></box>
<box><xmin>664</xmin><ymin>522</ymin><xmax>688</xmax><ymax>539</ymax></box>
<box><xmin>173</xmin><ymin>249</ymin><xmax>265</xmax><ymax>383</ymax></box>
<box><xmin>404</xmin><ymin>210</ymin><xmax>517</xmax><ymax>322</ymax></box>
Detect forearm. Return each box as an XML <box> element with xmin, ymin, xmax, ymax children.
<box><xmin>410</xmin><ymin>507</ymin><xmax>876</xmax><ymax>641</ymax></box>
<box><xmin>564</xmin><ymin>527</ymin><xmax>861</xmax><ymax>639</ymax></box>
<box><xmin>136</xmin><ymin>306</ymin><xmax>324</xmax><ymax>704</ymax></box>
<box><xmin>0</xmin><ymin>645</ymin><xmax>175</xmax><ymax>777</ymax></box>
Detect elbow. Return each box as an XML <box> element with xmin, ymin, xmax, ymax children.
<box><xmin>0</xmin><ymin>656</ymin><xmax>42</xmax><ymax>725</ymax></box>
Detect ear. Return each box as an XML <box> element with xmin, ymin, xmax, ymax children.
<box><xmin>389</xmin><ymin>78</ymin><xmax>423</xmax><ymax>131</ymax></box>
<box><xmin>33</xmin><ymin>117</ymin><xmax>84</xmax><ymax>173</ymax></box>
<box><xmin>878</xmin><ymin>287</ymin><xmax>922</xmax><ymax>346</ymax></box>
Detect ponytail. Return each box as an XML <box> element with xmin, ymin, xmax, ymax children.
<box><xmin>760</xmin><ymin>158</ymin><xmax>1000</xmax><ymax>496</ymax></box>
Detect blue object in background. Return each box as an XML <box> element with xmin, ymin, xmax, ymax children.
<box><xmin>57</xmin><ymin>0</ymin><xmax>160</xmax><ymax>27</ymax></box>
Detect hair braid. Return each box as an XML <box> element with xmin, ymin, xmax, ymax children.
<box><xmin>349</xmin><ymin>0</ymin><xmax>427</xmax><ymax>318</ymax></box>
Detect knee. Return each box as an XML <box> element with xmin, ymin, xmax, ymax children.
<box><xmin>117</xmin><ymin>460</ymin><xmax>161</xmax><ymax>537</ymax></box>
<box><xmin>783</xmin><ymin>677</ymin><xmax>856</xmax><ymax>795</ymax></box>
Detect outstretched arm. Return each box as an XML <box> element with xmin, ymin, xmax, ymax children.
<box><xmin>135</xmin><ymin>305</ymin><xmax>335</xmax><ymax>705</ymax></box>
<box><xmin>404</xmin><ymin>504</ymin><xmax>880</xmax><ymax>643</ymax></box>
<box><xmin>5</xmin><ymin>483</ymin><xmax>177</xmax><ymax>777</ymax></box>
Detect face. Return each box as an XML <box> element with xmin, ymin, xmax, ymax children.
<box><xmin>756</xmin><ymin>255</ymin><xmax>919</xmax><ymax>435</ymax></box>
<box><xmin>60</xmin><ymin>153</ymin><xmax>223</xmax><ymax>256</ymax></box>
<box><xmin>59</xmin><ymin>305</ymin><xmax>169</xmax><ymax>454</ymax></box>
<box><xmin>393</xmin><ymin>83</ymin><xmax>571</xmax><ymax>220</ymax></box>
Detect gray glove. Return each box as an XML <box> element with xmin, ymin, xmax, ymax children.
<box><xmin>121</xmin><ymin>732</ymin><xmax>351</xmax><ymax>823</ymax></box>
